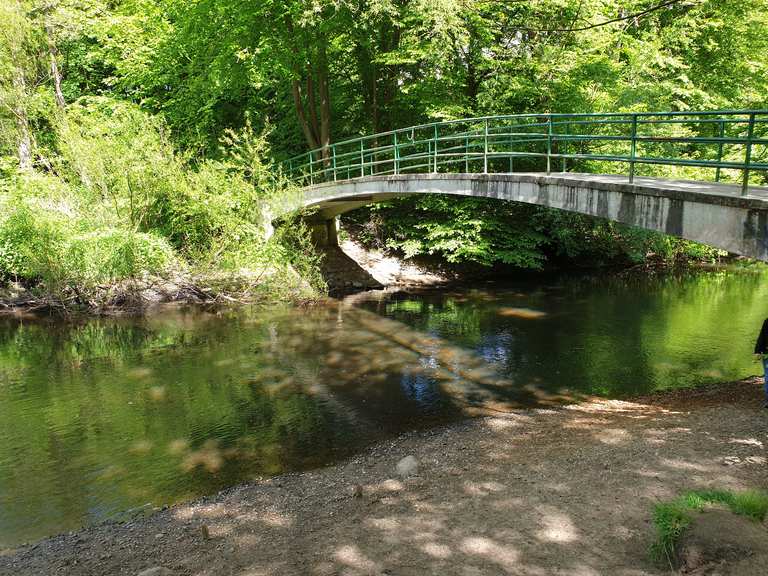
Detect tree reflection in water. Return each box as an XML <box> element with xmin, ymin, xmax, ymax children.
<box><xmin>1</xmin><ymin>267</ymin><xmax>767</xmax><ymax>546</ymax></box>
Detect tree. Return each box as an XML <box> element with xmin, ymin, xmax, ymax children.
<box><xmin>0</xmin><ymin>0</ymin><xmax>39</xmax><ymax>170</ymax></box>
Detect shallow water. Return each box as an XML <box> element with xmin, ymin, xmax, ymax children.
<box><xmin>1</xmin><ymin>267</ymin><xmax>766</xmax><ymax>546</ymax></box>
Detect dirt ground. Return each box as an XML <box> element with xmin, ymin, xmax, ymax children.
<box><xmin>1</xmin><ymin>379</ymin><xmax>766</xmax><ymax>576</ymax></box>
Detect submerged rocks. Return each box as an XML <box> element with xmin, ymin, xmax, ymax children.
<box><xmin>395</xmin><ymin>455</ymin><xmax>419</xmax><ymax>477</ymax></box>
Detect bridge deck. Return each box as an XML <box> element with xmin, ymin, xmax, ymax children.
<box><xmin>299</xmin><ymin>173</ymin><xmax>768</xmax><ymax>261</ymax></box>
<box><xmin>304</xmin><ymin>173</ymin><xmax>768</xmax><ymax>214</ymax></box>
<box><xmin>538</xmin><ymin>173</ymin><xmax>768</xmax><ymax>203</ymax></box>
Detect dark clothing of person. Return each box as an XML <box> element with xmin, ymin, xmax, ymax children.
<box><xmin>755</xmin><ymin>318</ymin><xmax>768</xmax><ymax>406</ymax></box>
<box><xmin>755</xmin><ymin>318</ymin><xmax>768</xmax><ymax>354</ymax></box>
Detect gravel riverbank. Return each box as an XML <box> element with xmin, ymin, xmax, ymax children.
<box><xmin>1</xmin><ymin>379</ymin><xmax>766</xmax><ymax>576</ymax></box>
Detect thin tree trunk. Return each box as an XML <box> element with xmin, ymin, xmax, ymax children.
<box><xmin>291</xmin><ymin>79</ymin><xmax>319</xmax><ymax>150</ymax></box>
<box><xmin>316</xmin><ymin>39</ymin><xmax>332</xmax><ymax>161</ymax></box>
<box><xmin>306</xmin><ymin>72</ymin><xmax>321</xmax><ymax>147</ymax></box>
<box><xmin>46</xmin><ymin>22</ymin><xmax>65</xmax><ymax>109</ymax></box>
<box><xmin>12</xmin><ymin>68</ymin><xmax>33</xmax><ymax>171</ymax></box>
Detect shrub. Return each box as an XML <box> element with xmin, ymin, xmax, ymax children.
<box><xmin>64</xmin><ymin>229</ymin><xmax>176</xmax><ymax>285</ymax></box>
<box><xmin>0</xmin><ymin>203</ymin><xmax>67</xmax><ymax>285</ymax></box>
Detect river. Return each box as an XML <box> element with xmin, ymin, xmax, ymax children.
<box><xmin>1</xmin><ymin>267</ymin><xmax>766</xmax><ymax>547</ymax></box>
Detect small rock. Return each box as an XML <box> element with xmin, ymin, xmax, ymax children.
<box><xmin>137</xmin><ymin>568</ymin><xmax>175</xmax><ymax>576</ymax></box>
<box><xmin>396</xmin><ymin>455</ymin><xmax>419</xmax><ymax>477</ymax></box>
<box><xmin>200</xmin><ymin>524</ymin><xmax>210</xmax><ymax>540</ymax></box>
<box><xmin>352</xmin><ymin>484</ymin><xmax>363</xmax><ymax>499</ymax></box>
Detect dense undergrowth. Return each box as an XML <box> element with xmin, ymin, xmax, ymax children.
<box><xmin>0</xmin><ymin>98</ymin><xmax>324</xmax><ymax>310</ymax></box>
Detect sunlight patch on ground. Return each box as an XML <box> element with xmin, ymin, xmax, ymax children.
<box><xmin>463</xmin><ymin>481</ymin><xmax>507</xmax><ymax>497</ymax></box>
<box><xmin>378</xmin><ymin>479</ymin><xmax>405</xmax><ymax>492</ymax></box>
<box><xmin>334</xmin><ymin>544</ymin><xmax>379</xmax><ymax>572</ymax></box>
<box><xmin>367</xmin><ymin>517</ymin><xmax>399</xmax><ymax>532</ymax></box>
<box><xmin>536</xmin><ymin>507</ymin><xmax>579</xmax><ymax>543</ymax></box>
<box><xmin>593</xmin><ymin>428</ymin><xmax>632</xmax><ymax>445</ymax></box>
<box><xmin>729</xmin><ymin>437</ymin><xmax>764</xmax><ymax>447</ymax></box>
<box><xmin>260</xmin><ymin>510</ymin><xmax>293</xmax><ymax>528</ymax></box>
<box><xmin>460</xmin><ymin>536</ymin><xmax>519</xmax><ymax>568</ymax></box>
<box><xmin>420</xmin><ymin>542</ymin><xmax>452</xmax><ymax>559</ymax></box>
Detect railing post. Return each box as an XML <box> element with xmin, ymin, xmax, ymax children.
<box><xmin>483</xmin><ymin>119</ymin><xmax>489</xmax><ymax>174</ymax></box>
<box><xmin>360</xmin><ymin>140</ymin><xmax>365</xmax><ymax>178</ymax></box>
<box><xmin>309</xmin><ymin>150</ymin><xmax>314</xmax><ymax>186</ymax></box>
<box><xmin>332</xmin><ymin>144</ymin><xmax>337</xmax><ymax>181</ymax></box>
<box><xmin>742</xmin><ymin>112</ymin><xmax>755</xmax><ymax>196</ymax></box>
<box><xmin>433</xmin><ymin>124</ymin><xmax>439</xmax><ymax>173</ymax></box>
<box><xmin>715</xmin><ymin>119</ymin><xmax>725</xmax><ymax>182</ymax></box>
<box><xmin>629</xmin><ymin>114</ymin><xmax>638</xmax><ymax>183</ymax></box>
<box><xmin>546</xmin><ymin>115</ymin><xmax>552</xmax><ymax>174</ymax></box>
<box><xmin>394</xmin><ymin>131</ymin><xmax>399</xmax><ymax>175</ymax></box>
<box><xmin>509</xmin><ymin>126</ymin><xmax>513</xmax><ymax>173</ymax></box>
<box><xmin>465</xmin><ymin>136</ymin><xmax>469</xmax><ymax>172</ymax></box>
<box><xmin>561</xmin><ymin>122</ymin><xmax>567</xmax><ymax>172</ymax></box>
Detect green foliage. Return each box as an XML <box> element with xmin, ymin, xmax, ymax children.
<box><xmin>0</xmin><ymin>181</ymin><xmax>175</xmax><ymax>290</ymax></box>
<box><xmin>57</xmin><ymin>96</ymin><xmax>187</xmax><ymax>227</ymax></box>
<box><xmin>650</xmin><ymin>489</ymin><xmax>768</xmax><ymax>564</ymax></box>
<box><xmin>344</xmin><ymin>195</ymin><xmax>723</xmax><ymax>268</ymax></box>
<box><xmin>2</xmin><ymin>0</ymin><xmax>766</xmax><ymax>301</ymax></box>
<box><xmin>347</xmin><ymin>196</ymin><xmax>548</xmax><ymax>268</ymax></box>
<box><xmin>0</xmin><ymin>105</ymin><xmax>319</xmax><ymax>301</ymax></box>
<box><xmin>65</xmin><ymin>229</ymin><xmax>176</xmax><ymax>285</ymax></box>
<box><xmin>0</xmin><ymin>201</ymin><xmax>67</xmax><ymax>284</ymax></box>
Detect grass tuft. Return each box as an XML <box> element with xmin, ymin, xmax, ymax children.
<box><xmin>650</xmin><ymin>489</ymin><xmax>768</xmax><ymax>566</ymax></box>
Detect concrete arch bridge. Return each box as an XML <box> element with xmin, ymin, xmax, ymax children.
<box><xmin>284</xmin><ymin>111</ymin><xmax>768</xmax><ymax>260</ymax></box>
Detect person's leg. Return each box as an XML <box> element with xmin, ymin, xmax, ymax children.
<box><xmin>763</xmin><ymin>356</ymin><xmax>768</xmax><ymax>406</ymax></box>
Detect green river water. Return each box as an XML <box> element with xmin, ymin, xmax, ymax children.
<box><xmin>1</xmin><ymin>267</ymin><xmax>766</xmax><ymax>547</ymax></box>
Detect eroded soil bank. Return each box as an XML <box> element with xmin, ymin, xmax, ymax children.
<box><xmin>1</xmin><ymin>380</ymin><xmax>766</xmax><ymax>576</ymax></box>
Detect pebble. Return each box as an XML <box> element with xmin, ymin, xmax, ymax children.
<box><xmin>396</xmin><ymin>455</ymin><xmax>419</xmax><ymax>477</ymax></box>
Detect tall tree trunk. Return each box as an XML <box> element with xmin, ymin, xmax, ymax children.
<box><xmin>356</xmin><ymin>42</ymin><xmax>379</xmax><ymax>134</ymax></box>
<box><xmin>46</xmin><ymin>21</ymin><xmax>65</xmax><ymax>110</ymax></box>
<box><xmin>12</xmin><ymin>67</ymin><xmax>33</xmax><ymax>171</ymax></box>
<box><xmin>291</xmin><ymin>79</ymin><xmax>319</xmax><ymax>150</ymax></box>
<box><xmin>316</xmin><ymin>38</ymin><xmax>332</xmax><ymax>162</ymax></box>
<box><xmin>377</xmin><ymin>19</ymin><xmax>401</xmax><ymax>132</ymax></box>
<box><xmin>284</xmin><ymin>15</ymin><xmax>332</xmax><ymax>157</ymax></box>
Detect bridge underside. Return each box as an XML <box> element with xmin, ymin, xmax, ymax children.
<box><xmin>300</xmin><ymin>173</ymin><xmax>768</xmax><ymax>261</ymax></box>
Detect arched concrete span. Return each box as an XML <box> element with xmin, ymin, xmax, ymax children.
<box><xmin>300</xmin><ymin>172</ymin><xmax>768</xmax><ymax>261</ymax></box>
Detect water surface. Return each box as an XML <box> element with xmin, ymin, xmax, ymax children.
<box><xmin>1</xmin><ymin>268</ymin><xmax>766</xmax><ymax>547</ymax></box>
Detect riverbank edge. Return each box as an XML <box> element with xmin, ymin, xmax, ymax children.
<box><xmin>1</xmin><ymin>376</ymin><xmax>764</xmax><ymax>568</ymax></box>
<box><xmin>0</xmin><ymin>267</ymin><xmax>322</xmax><ymax>316</ymax></box>
<box><xmin>0</xmin><ymin>246</ymin><xmax>748</xmax><ymax>317</ymax></box>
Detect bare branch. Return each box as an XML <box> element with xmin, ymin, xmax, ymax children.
<box><xmin>511</xmin><ymin>0</ymin><xmax>691</xmax><ymax>34</ymax></box>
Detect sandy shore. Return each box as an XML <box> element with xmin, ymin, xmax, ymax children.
<box><xmin>1</xmin><ymin>379</ymin><xmax>766</xmax><ymax>576</ymax></box>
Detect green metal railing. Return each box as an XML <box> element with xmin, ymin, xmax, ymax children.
<box><xmin>284</xmin><ymin>111</ymin><xmax>768</xmax><ymax>195</ymax></box>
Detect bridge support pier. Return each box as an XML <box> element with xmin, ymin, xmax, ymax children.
<box><xmin>309</xmin><ymin>217</ymin><xmax>339</xmax><ymax>247</ymax></box>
